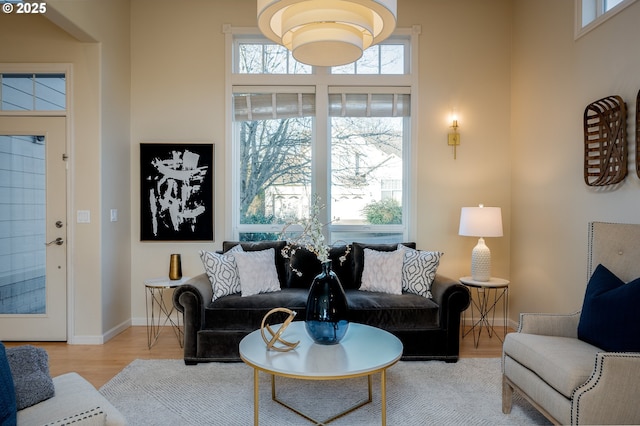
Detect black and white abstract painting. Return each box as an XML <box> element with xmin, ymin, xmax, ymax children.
<box><xmin>140</xmin><ymin>143</ymin><xmax>214</xmax><ymax>241</ymax></box>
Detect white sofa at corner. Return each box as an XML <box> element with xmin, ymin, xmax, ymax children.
<box><xmin>18</xmin><ymin>372</ymin><xmax>125</xmax><ymax>426</ymax></box>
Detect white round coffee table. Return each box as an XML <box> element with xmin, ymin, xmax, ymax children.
<box><xmin>240</xmin><ymin>321</ymin><xmax>403</xmax><ymax>425</ymax></box>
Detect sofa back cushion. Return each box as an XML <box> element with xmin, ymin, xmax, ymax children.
<box><xmin>285</xmin><ymin>245</ymin><xmax>353</xmax><ymax>289</ymax></box>
<box><xmin>222</xmin><ymin>241</ymin><xmax>417</xmax><ymax>291</ymax></box>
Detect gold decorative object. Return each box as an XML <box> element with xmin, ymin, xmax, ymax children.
<box><xmin>260</xmin><ymin>308</ymin><xmax>299</xmax><ymax>352</ymax></box>
<box><xmin>583</xmin><ymin>95</ymin><xmax>627</xmax><ymax>186</ymax></box>
<box><xmin>169</xmin><ymin>254</ymin><xmax>182</xmax><ymax>280</ymax></box>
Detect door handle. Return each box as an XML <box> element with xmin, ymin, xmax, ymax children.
<box><xmin>45</xmin><ymin>237</ymin><xmax>64</xmax><ymax>246</ymax></box>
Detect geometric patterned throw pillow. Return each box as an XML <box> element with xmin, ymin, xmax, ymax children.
<box><xmin>398</xmin><ymin>244</ymin><xmax>442</xmax><ymax>299</ymax></box>
<box><xmin>200</xmin><ymin>245</ymin><xmax>244</xmax><ymax>302</ymax></box>
<box><xmin>359</xmin><ymin>248</ymin><xmax>405</xmax><ymax>295</ymax></box>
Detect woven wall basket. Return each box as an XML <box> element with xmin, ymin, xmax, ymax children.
<box><xmin>583</xmin><ymin>95</ymin><xmax>627</xmax><ymax>186</ymax></box>
<box><xmin>637</xmin><ymin>90</ymin><xmax>640</xmax><ymax>179</ymax></box>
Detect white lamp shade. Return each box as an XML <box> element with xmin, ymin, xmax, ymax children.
<box><xmin>257</xmin><ymin>0</ymin><xmax>397</xmax><ymax>67</ymax></box>
<box><xmin>458</xmin><ymin>206</ymin><xmax>503</xmax><ymax>238</ymax></box>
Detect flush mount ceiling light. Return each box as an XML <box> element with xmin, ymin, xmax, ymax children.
<box><xmin>257</xmin><ymin>0</ymin><xmax>397</xmax><ymax>67</ymax></box>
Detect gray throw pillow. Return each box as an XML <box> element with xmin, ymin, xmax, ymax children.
<box><xmin>6</xmin><ymin>345</ymin><xmax>55</xmax><ymax>410</ymax></box>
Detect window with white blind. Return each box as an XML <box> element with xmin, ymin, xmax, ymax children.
<box><xmin>228</xmin><ymin>28</ymin><xmax>418</xmax><ymax>243</ymax></box>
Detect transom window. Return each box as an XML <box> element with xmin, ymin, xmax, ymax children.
<box><xmin>576</xmin><ymin>0</ymin><xmax>637</xmax><ymax>38</ymax></box>
<box><xmin>235</xmin><ymin>36</ymin><xmax>409</xmax><ymax>75</ymax></box>
<box><xmin>227</xmin><ymin>28</ymin><xmax>417</xmax><ymax>244</ymax></box>
<box><xmin>0</xmin><ymin>73</ymin><xmax>66</xmax><ymax>111</ymax></box>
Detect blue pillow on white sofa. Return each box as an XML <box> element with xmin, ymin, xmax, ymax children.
<box><xmin>577</xmin><ymin>264</ymin><xmax>640</xmax><ymax>352</ymax></box>
<box><xmin>0</xmin><ymin>342</ymin><xmax>17</xmax><ymax>425</ymax></box>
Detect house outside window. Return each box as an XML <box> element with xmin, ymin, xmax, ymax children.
<box><xmin>226</xmin><ymin>27</ymin><xmax>419</xmax><ymax>244</ymax></box>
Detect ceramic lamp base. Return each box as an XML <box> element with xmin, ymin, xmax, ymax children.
<box><xmin>471</xmin><ymin>237</ymin><xmax>491</xmax><ymax>282</ymax></box>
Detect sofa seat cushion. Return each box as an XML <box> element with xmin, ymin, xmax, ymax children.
<box><xmin>345</xmin><ymin>290</ymin><xmax>439</xmax><ymax>330</ymax></box>
<box><xmin>205</xmin><ymin>289</ymin><xmax>309</xmax><ymax>329</ymax></box>
<box><xmin>503</xmin><ymin>333</ymin><xmax>601</xmax><ymax>398</ymax></box>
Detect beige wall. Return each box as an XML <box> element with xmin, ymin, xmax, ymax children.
<box><xmin>510</xmin><ymin>0</ymin><xmax>640</xmax><ymax>320</ymax></box>
<box><xmin>48</xmin><ymin>0</ymin><xmax>132</xmax><ymax>340</ymax></box>
<box><xmin>128</xmin><ymin>0</ymin><xmax>513</xmax><ymax>324</ymax></box>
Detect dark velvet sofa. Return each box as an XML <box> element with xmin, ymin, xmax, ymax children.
<box><xmin>173</xmin><ymin>240</ymin><xmax>470</xmax><ymax>365</ymax></box>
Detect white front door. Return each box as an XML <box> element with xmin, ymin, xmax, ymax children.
<box><xmin>0</xmin><ymin>116</ymin><xmax>67</xmax><ymax>340</ymax></box>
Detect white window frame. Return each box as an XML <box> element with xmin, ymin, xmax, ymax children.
<box><xmin>0</xmin><ymin>63</ymin><xmax>71</xmax><ymax>116</ymax></box>
<box><xmin>224</xmin><ymin>24</ymin><xmax>421</xmax><ymax>243</ymax></box>
<box><xmin>575</xmin><ymin>0</ymin><xmax>638</xmax><ymax>39</ymax></box>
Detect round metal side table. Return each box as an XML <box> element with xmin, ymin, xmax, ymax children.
<box><xmin>460</xmin><ymin>276</ymin><xmax>509</xmax><ymax>348</ymax></box>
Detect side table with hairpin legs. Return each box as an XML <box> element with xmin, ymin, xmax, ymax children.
<box><xmin>144</xmin><ymin>276</ymin><xmax>189</xmax><ymax>349</ymax></box>
<box><xmin>460</xmin><ymin>276</ymin><xmax>509</xmax><ymax>349</ymax></box>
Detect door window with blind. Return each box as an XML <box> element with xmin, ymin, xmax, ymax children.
<box><xmin>229</xmin><ymin>31</ymin><xmax>417</xmax><ymax>243</ymax></box>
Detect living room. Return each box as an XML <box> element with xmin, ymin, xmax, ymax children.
<box><xmin>2</xmin><ymin>0</ymin><xmax>640</xmax><ymax>424</ymax></box>
<box><xmin>1</xmin><ymin>0</ymin><xmax>639</xmax><ymax>365</ymax></box>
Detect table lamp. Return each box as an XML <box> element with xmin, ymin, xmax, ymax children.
<box><xmin>458</xmin><ymin>205</ymin><xmax>503</xmax><ymax>281</ymax></box>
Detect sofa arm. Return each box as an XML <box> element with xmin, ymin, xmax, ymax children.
<box><xmin>431</xmin><ymin>274</ymin><xmax>471</xmax><ymax>328</ymax></box>
<box><xmin>173</xmin><ymin>273</ymin><xmax>212</xmax><ymax>364</ymax></box>
<box><xmin>517</xmin><ymin>311</ymin><xmax>580</xmax><ymax>338</ymax></box>
<box><xmin>571</xmin><ymin>352</ymin><xmax>640</xmax><ymax>425</ymax></box>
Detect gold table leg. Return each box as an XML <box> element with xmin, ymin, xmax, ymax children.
<box><xmin>270</xmin><ymin>373</ymin><xmax>377</xmax><ymax>425</ymax></box>
<box><xmin>381</xmin><ymin>369</ymin><xmax>387</xmax><ymax>426</ymax></box>
<box><xmin>253</xmin><ymin>369</ymin><xmax>259</xmax><ymax>426</ymax></box>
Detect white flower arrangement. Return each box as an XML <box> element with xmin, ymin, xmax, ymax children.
<box><xmin>280</xmin><ymin>194</ymin><xmax>350</xmax><ymax>276</ymax></box>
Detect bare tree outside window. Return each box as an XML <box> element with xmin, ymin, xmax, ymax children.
<box><xmin>238</xmin><ymin>117</ymin><xmax>312</xmax><ymax>226</ymax></box>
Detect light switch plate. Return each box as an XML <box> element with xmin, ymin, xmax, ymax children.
<box><xmin>77</xmin><ymin>210</ymin><xmax>91</xmax><ymax>223</ymax></box>
<box><xmin>110</xmin><ymin>209</ymin><xmax>118</xmax><ymax>222</ymax></box>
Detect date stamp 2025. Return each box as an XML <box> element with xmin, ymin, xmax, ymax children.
<box><xmin>2</xmin><ymin>2</ymin><xmax>47</xmax><ymax>15</ymax></box>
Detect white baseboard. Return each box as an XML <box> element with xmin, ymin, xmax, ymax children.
<box><xmin>131</xmin><ymin>317</ymin><xmax>147</xmax><ymax>326</ymax></box>
<box><xmin>67</xmin><ymin>319</ymin><xmax>131</xmax><ymax>345</ymax></box>
<box><xmin>461</xmin><ymin>315</ymin><xmax>517</xmax><ymax>331</ymax></box>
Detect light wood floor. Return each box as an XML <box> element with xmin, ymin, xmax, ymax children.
<box><xmin>4</xmin><ymin>325</ymin><xmax>511</xmax><ymax>389</ymax></box>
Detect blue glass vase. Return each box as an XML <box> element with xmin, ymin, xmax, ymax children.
<box><xmin>305</xmin><ymin>260</ymin><xmax>349</xmax><ymax>344</ymax></box>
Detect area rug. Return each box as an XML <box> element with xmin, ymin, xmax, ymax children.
<box><xmin>99</xmin><ymin>358</ymin><xmax>550</xmax><ymax>425</ymax></box>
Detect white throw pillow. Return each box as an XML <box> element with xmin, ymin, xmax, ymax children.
<box><xmin>359</xmin><ymin>248</ymin><xmax>404</xmax><ymax>295</ymax></box>
<box><xmin>233</xmin><ymin>248</ymin><xmax>281</xmax><ymax>297</ymax></box>
<box><xmin>398</xmin><ymin>244</ymin><xmax>442</xmax><ymax>299</ymax></box>
<box><xmin>200</xmin><ymin>245</ymin><xmax>244</xmax><ymax>302</ymax></box>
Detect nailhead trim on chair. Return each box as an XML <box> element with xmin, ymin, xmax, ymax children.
<box><xmin>571</xmin><ymin>352</ymin><xmax>639</xmax><ymax>425</ymax></box>
<box><xmin>571</xmin><ymin>354</ymin><xmax>604</xmax><ymax>425</ymax></box>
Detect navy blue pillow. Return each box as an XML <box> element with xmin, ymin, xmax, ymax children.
<box><xmin>0</xmin><ymin>342</ymin><xmax>17</xmax><ymax>426</ymax></box>
<box><xmin>577</xmin><ymin>264</ymin><xmax>640</xmax><ymax>351</ymax></box>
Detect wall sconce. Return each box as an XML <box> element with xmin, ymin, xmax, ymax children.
<box><xmin>448</xmin><ymin>115</ymin><xmax>460</xmax><ymax>159</ymax></box>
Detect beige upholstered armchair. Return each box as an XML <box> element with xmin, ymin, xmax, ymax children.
<box><xmin>502</xmin><ymin>222</ymin><xmax>640</xmax><ymax>425</ymax></box>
